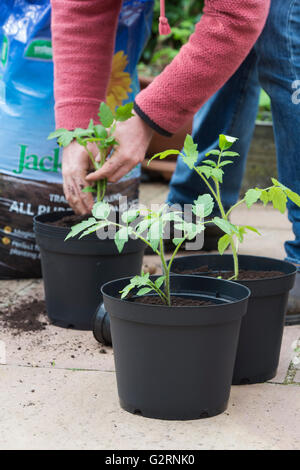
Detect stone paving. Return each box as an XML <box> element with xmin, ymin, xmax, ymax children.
<box><xmin>0</xmin><ymin>183</ymin><xmax>299</xmax><ymax>450</ymax></box>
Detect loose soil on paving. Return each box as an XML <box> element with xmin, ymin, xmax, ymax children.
<box><xmin>0</xmin><ymin>298</ymin><xmax>48</xmax><ymax>335</ymax></box>
<box><xmin>173</xmin><ymin>265</ymin><xmax>284</xmax><ymax>280</ymax></box>
<box><xmin>133</xmin><ymin>296</ymin><xmax>214</xmax><ymax>306</ymax></box>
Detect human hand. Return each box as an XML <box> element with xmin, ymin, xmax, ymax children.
<box><xmin>85</xmin><ymin>112</ymin><xmax>153</xmax><ymax>184</ymax></box>
<box><xmin>62</xmin><ymin>140</ymin><xmax>98</xmax><ymax>214</ymax></box>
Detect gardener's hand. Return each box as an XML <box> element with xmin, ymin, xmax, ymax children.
<box><xmin>86</xmin><ymin>112</ymin><xmax>153</xmax><ymax>184</ymax></box>
<box><xmin>62</xmin><ymin>141</ymin><xmax>98</xmax><ymax>214</ymax></box>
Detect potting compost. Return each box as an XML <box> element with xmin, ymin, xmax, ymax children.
<box><xmin>0</xmin><ymin>0</ymin><xmax>153</xmax><ymax>279</ymax></box>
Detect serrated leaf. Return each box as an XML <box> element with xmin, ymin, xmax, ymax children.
<box><xmin>202</xmin><ymin>159</ymin><xmax>217</xmax><ymax>167</ymax></box>
<box><xmin>98</xmin><ymin>102</ymin><xmax>114</xmax><ymax>128</ymax></box>
<box><xmin>155</xmin><ymin>276</ymin><xmax>165</xmax><ymax>289</ymax></box>
<box><xmin>82</xmin><ymin>186</ymin><xmax>96</xmax><ymax>193</ymax></box>
<box><xmin>92</xmin><ymin>201</ymin><xmax>111</xmax><ymax>219</ymax></box>
<box><xmin>259</xmin><ymin>190</ymin><xmax>269</xmax><ymax>206</ymax></box>
<box><xmin>148</xmin><ymin>149</ymin><xmax>180</xmax><ymax>165</ymax></box>
<box><xmin>219</xmin><ymin>135</ymin><xmax>238</xmax><ymax>151</ymax></box>
<box><xmin>192</xmin><ymin>194</ymin><xmax>214</xmax><ymax>218</ymax></box>
<box><xmin>115</xmin><ymin>102</ymin><xmax>134</xmax><ymax>121</ymax></box>
<box><xmin>94</xmin><ymin>125</ymin><xmax>108</xmax><ymax>139</ymax></box>
<box><xmin>183</xmin><ymin>134</ymin><xmax>198</xmax><ymax>169</ymax></box>
<box><xmin>218</xmin><ymin>234</ymin><xmax>231</xmax><ymax>255</ymax></box>
<box><xmin>64</xmin><ymin>217</ymin><xmax>97</xmax><ymax>240</ymax></box>
<box><xmin>286</xmin><ymin>188</ymin><xmax>300</xmax><ymax>207</ymax></box>
<box><xmin>73</xmin><ymin>128</ymin><xmax>94</xmax><ymax>139</ymax></box>
<box><xmin>213</xmin><ymin>217</ymin><xmax>239</xmax><ymax>236</ymax></box>
<box><xmin>205</xmin><ymin>149</ymin><xmax>220</xmax><ymax>156</ymax></box>
<box><xmin>245</xmin><ymin>188</ymin><xmax>262</xmax><ymax>208</ymax></box>
<box><xmin>136</xmin><ymin>287</ymin><xmax>153</xmax><ymax>296</ymax></box>
<box><xmin>211</xmin><ymin>168</ymin><xmax>224</xmax><ymax>183</ymax></box>
<box><xmin>244</xmin><ymin>225</ymin><xmax>261</xmax><ymax>235</ymax></box>
<box><xmin>219</xmin><ymin>160</ymin><xmax>234</xmax><ymax>167</ymax></box>
<box><xmin>57</xmin><ymin>131</ymin><xmax>74</xmax><ymax>147</ymax></box>
<box><xmin>221</xmin><ymin>151</ymin><xmax>240</xmax><ymax>157</ymax></box>
<box><xmin>121</xmin><ymin>209</ymin><xmax>140</xmax><ymax>224</ymax></box>
<box><xmin>196</xmin><ymin>165</ymin><xmax>212</xmax><ymax>179</ymax></box>
<box><xmin>172</xmin><ymin>237</ymin><xmax>185</xmax><ymax>246</ymax></box>
<box><xmin>268</xmin><ymin>187</ymin><xmax>287</xmax><ymax>214</ymax></box>
<box><xmin>78</xmin><ymin>221</ymin><xmax>108</xmax><ymax>238</ymax></box>
<box><xmin>115</xmin><ymin>226</ymin><xmax>133</xmax><ymax>253</ymax></box>
<box><xmin>48</xmin><ymin>128</ymin><xmax>69</xmax><ymax>140</ymax></box>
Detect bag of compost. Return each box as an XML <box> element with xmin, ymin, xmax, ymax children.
<box><xmin>0</xmin><ymin>0</ymin><xmax>154</xmax><ymax>279</ymax></box>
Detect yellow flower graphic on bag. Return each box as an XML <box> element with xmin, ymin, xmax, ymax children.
<box><xmin>106</xmin><ymin>51</ymin><xmax>132</xmax><ymax>111</ymax></box>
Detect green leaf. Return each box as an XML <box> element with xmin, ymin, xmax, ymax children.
<box><xmin>219</xmin><ymin>135</ymin><xmax>238</xmax><ymax>151</ymax></box>
<box><xmin>205</xmin><ymin>149</ymin><xmax>220</xmax><ymax>156</ymax></box>
<box><xmin>285</xmin><ymin>188</ymin><xmax>300</xmax><ymax>207</ymax></box>
<box><xmin>155</xmin><ymin>276</ymin><xmax>165</xmax><ymax>289</ymax></box>
<box><xmin>244</xmin><ymin>225</ymin><xmax>261</xmax><ymax>236</ymax></box>
<box><xmin>268</xmin><ymin>187</ymin><xmax>287</xmax><ymax>214</ymax></box>
<box><xmin>98</xmin><ymin>102</ymin><xmax>114</xmax><ymax>128</ymax></box>
<box><xmin>82</xmin><ymin>186</ymin><xmax>96</xmax><ymax>193</ymax></box>
<box><xmin>245</xmin><ymin>188</ymin><xmax>262</xmax><ymax>208</ymax></box>
<box><xmin>172</xmin><ymin>237</ymin><xmax>185</xmax><ymax>246</ymax></box>
<box><xmin>259</xmin><ymin>190</ymin><xmax>269</xmax><ymax>206</ymax></box>
<box><xmin>48</xmin><ymin>129</ymin><xmax>74</xmax><ymax>147</ymax></box>
<box><xmin>183</xmin><ymin>134</ymin><xmax>198</xmax><ymax>169</ymax></box>
<box><xmin>218</xmin><ymin>234</ymin><xmax>231</xmax><ymax>255</ymax></box>
<box><xmin>219</xmin><ymin>160</ymin><xmax>234</xmax><ymax>167</ymax></box>
<box><xmin>79</xmin><ymin>221</ymin><xmax>108</xmax><ymax>238</ymax></box>
<box><xmin>73</xmin><ymin>128</ymin><xmax>94</xmax><ymax>139</ymax></box>
<box><xmin>64</xmin><ymin>217</ymin><xmax>97</xmax><ymax>240</ymax></box>
<box><xmin>213</xmin><ymin>217</ymin><xmax>239</xmax><ymax>236</ymax></box>
<box><xmin>202</xmin><ymin>159</ymin><xmax>217</xmax><ymax>167</ymax></box>
<box><xmin>115</xmin><ymin>226</ymin><xmax>133</xmax><ymax>253</ymax></box>
<box><xmin>221</xmin><ymin>151</ymin><xmax>240</xmax><ymax>157</ymax></box>
<box><xmin>136</xmin><ymin>287</ymin><xmax>153</xmax><ymax>296</ymax></box>
<box><xmin>148</xmin><ymin>149</ymin><xmax>180</xmax><ymax>165</ymax></box>
<box><xmin>192</xmin><ymin>194</ymin><xmax>214</xmax><ymax>217</ymax></box>
<box><xmin>92</xmin><ymin>201</ymin><xmax>111</xmax><ymax>219</ymax></box>
<box><xmin>115</xmin><ymin>102</ymin><xmax>134</xmax><ymax>121</ymax></box>
<box><xmin>196</xmin><ymin>165</ymin><xmax>212</xmax><ymax>179</ymax></box>
<box><xmin>121</xmin><ymin>208</ymin><xmax>140</xmax><ymax>224</ymax></box>
<box><xmin>211</xmin><ymin>168</ymin><xmax>224</xmax><ymax>183</ymax></box>
<box><xmin>94</xmin><ymin>125</ymin><xmax>108</xmax><ymax>139</ymax></box>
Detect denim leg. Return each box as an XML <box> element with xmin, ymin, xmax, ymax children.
<box><xmin>167</xmin><ymin>49</ymin><xmax>261</xmax><ymax>213</ymax></box>
<box><xmin>255</xmin><ymin>0</ymin><xmax>300</xmax><ymax>265</ymax></box>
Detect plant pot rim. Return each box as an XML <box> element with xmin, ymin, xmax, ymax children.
<box><xmin>170</xmin><ymin>253</ymin><xmax>297</xmax><ymax>281</ymax></box>
<box><xmin>102</xmin><ymin>275</ymin><xmax>250</xmax><ymax>327</ymax></box>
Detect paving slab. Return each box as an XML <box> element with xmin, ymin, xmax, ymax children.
<box><xmin>0</xmin><ymin>365</ymin><xmax>298</xmax><ymax>450</ymax></box>
<box><xmin>269</xmin><ymin>325</ymin><xmax>300</xmax><ymax>384</ymax></box>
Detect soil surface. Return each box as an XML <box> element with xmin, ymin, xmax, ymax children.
<box><xmin>133</xmin><ymin>295</ymin><xmax>214</xmax><ymax>306</ymax></box>
<box><xmin>0</xmin><ymin>298</ymin><xmax>48</xmax><ymax>335</ymax></box>
<box><xmin>173</xmin><ymin>265</ymin><xmax>284</xmax><ymax>280</ymax></box>
<box><xmin>48</xmin><ymin>214</ymin><xmax>89</xmax><ymax>228</ymax></box>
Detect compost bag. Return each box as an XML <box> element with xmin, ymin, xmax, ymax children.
<box><xmin>0</xmin><ymin>0</ymin><xmax>153</xmax><ymax>279</ymax></box>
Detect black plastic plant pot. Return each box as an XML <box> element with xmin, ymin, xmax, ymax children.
<box><xmin>101</xmin><ymin>275</ymin><xmax>250</xmax><ymax>420</ymax></box>
<box><xmin>170</xmin><ymin>254</ymin><xmax>297</xmax><ymax>385</ymax></box>
<box><xmin>34</xmin><ymin>211</ymin><xmax>145</xmax><ymax>330</ymax></box>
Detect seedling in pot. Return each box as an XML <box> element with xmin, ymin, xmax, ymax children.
<box><xmin>48</xmin><ymin>101</ymin><xmax>134</xmax><ymax>202</ymax></box>
<box><xmin>65</xmin><ymin>200</ymin><xmax>213</xmax><ymax>306</ymax></box>
<box><xmin>150</xmin><ymin>134</ymin><xmax>300</xmax><ymax>280</ymax></box>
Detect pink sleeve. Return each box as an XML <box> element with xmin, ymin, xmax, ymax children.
<box><xmin>51</xmin><ymin>0</ymin><xmax>122</xmax><ymax>130</ymax></box>
<box><xmin>134</xmin><ymin>0</ymin><xmax>271</xmax><ymax>136</ymax></box>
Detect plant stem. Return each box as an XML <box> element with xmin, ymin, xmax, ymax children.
<box><xmin>159</xmin><ymin>237</ymin><xmax>171</xmax><ymax>306</ymax></box>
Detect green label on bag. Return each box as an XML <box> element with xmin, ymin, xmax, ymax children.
<box><xmin>1</xmin><ymin>35</ymin><xmax>8</xmax><ymax>67</ymax></box>
<box><xmin>25</xmin><ymin>39</ymin><xmax>52</xmax><ymax>61</ymax></box>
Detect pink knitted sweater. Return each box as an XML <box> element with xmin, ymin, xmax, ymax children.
<box><xmin>51</xmin><ymin>0</ymin><xmax>270</xmax><ymax>135</ymax></box>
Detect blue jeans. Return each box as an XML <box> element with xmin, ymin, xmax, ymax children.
<box><xmin>167</xmin><ymin>0</ymin><xmax>300</xmax><ymax>265</ymax></box>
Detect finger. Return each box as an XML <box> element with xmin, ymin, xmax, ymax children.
<box><xmin>63</xmin><ymin>176</ymin><xmax>88</xmax><ymax>215</ymax></box>
<box><xmin>106</xmin><ymin>163</ymin><xmax>135</xmax><ymax>183</ymax></box>
<box><xmin>74</xmin><ymin>177</ymin><xmax>94</xmax><ymax>213</ymax></box>
<box><xmin>86</xmin><ymin>153</ymin><xmax>126</xmax><ymax>182</ymax></box>
<box><xmin>72</xmin><ymin>176</ymin><xmax>93</xmax><ymax>214</ymax></box>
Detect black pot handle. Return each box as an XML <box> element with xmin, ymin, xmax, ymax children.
<box><xmin>93</xmin><ymin>303</ymin><xmax>112</xmax><ymax>346</ymax></box>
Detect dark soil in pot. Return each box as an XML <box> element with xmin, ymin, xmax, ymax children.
<box><xmin>102</xmin><ymin>275</ymin><xmax>250</xmax><ymax>420</ymax></box>
<box><xmin>170</xmin><ymin>254</ymin><xmax>297</xmax><ymax>385</ymax></box>
<box><xmin>34</xmin><ymin>210</ymin><xmax>145</xmax><ymax>330</ymax></box>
